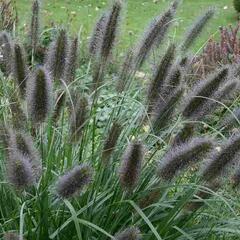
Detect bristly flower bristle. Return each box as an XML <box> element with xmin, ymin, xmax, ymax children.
<box><xmin>102</xmin><ymin>122</ymin><xmax>122</xmax><ymax>165</ymax></box>
<box><xmin>115</xmin><ymin>227</ymin><xmax>141</xmax><ymax>240</ymax></box>
<box><xmin>27</xmin><ymin>66</ymin><xmax>53</xmax><ymax>124</ymax></box>
<box><xmin>63</xmin><ymin>37</ymin><xmax>78</xmax><ymax>84</ymax></box>
<box><xmin>171</xmin><ymin>123</ymin><xmax>195</xmax><ymax>147</ymax></box>
<box><xmin>70</xmin><ymin>97</ymin><xmax>88</xmax><ymax>143</ymax></box>
<box><xmin>29</xmin><ymin>0</ymin><xmax>40</xmax><ymax>52</ymax></box>
<box><xmin>181</xmin><ymin>67</ymin><xmax>229</xmax><ymax>120</ymax></box>
<box><xmin>99</xmin><ymin>0</ymin><xmax>122</xmax><ymax>62</ymax></box>
<box><xmin>201</xmin><ymin>133</ymin><xmax>240</xmax><ymax>182</ymax></box>
<box><xmin>152</xmin><ymin>87</ymin><xmax>184</xmax><ymax>133</ymax></box>
<box><xmin>52</xmin><ymin>91</ymin><xmax>66</xmax><ymax>124</ymax></box>
<box><xmin>56</xmin><ymin>164</ymin><xmax>93</xmax><ymax>198</ymax></box>
<box><xmin>3</xmin><ymin>232</ymin><xmax>22</xmax><ymax>240</ymax></box>
<box><xmin>89</xmin><ymin>11</ymin><xmax>108</xmax><ymax>57</ymax></box>
<box><xmin>116</xmin><ymin>49</ymin><xmax>134</xmax><ymax>92</ymax></box>
<box><xmin>134</xmin><ymin>0</ymin><xmax>179</xmax><ymax>67</ymax></box>
<box><xmin>221</xmin><ymin>107</ymin><xmax>240</xmax><ymax>131</ymax></box>
<box><xmin>9</xmin><ymin>95</ymin><xmax>27</xmax><ymax>130</ymax></box>
<box><xmin>7</xmin><ymin>152</ymin><xmax>35</xmax><ymax>189</ymax></box>
<box><xmin>158</xmin><ymin>137</ymin><xmax>213</xmax><ymax>181</ymax></box>
<box><xmin>139</xmin><ymin>188</ymin><xmax>161</xmax><ymax>209</ymax></box>
<box><xmin>119</xmin><ymin>141</ymin><xmax>144</xmax><ymax>191</ymax></box>
<box><xmin>147</xmin><ymin>44</ymin><xmax>176</xmax><ymax>114</ymax></box>
<box><xmin>12</xmin><ymin>43</ymin><xmax>28</xmax><ymax>96</ymax></box>
<box><xmin>0</xmin><ymin>31</ymin><xmax>12</xmax><ymax>75</ymax></box>
<box><xmin>45</xmin><ymin>29</ymin><xmax>68</xmax><ymax>80</ymax></box>
<box><xmin>181</xmin><ymin>9</ymin><xmax>214</xmax><ymax>51</ymax></box>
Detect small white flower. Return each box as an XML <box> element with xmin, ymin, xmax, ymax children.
<box><xmin>223</xmin><ymin>6</ymin><xmax>228</xmax><ymax>10</ymax></box>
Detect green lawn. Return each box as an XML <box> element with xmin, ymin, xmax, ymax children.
<box><xmin>17</xmin><ymin>0</ymin><xmax>237</xmax><ymax>53</ymax></box>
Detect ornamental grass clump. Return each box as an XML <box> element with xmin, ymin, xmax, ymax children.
<box><xmin>56</xmin><ymin>164</ymin><xmax>93</xmax><ymax>198</ymax></box>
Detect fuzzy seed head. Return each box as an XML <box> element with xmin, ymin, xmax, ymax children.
<box><xmin>3</xmin><ymin>232</ymin><xmax>22</xmax><ymax>240</ymax></box>
<box><xmin>119</xmin><ymin>141</ymin><xmax>144</xmax><ymax>191</ymax></box>
<box><xmin>115</xmin><ymin>227</ymin><xmax>141</xmax><ymax>240</ymax></box>
<box><xmin>56</xmin><ymin>164</ymin><xmax>93</xmax><ymax>198</ymax></box>
<box><xmin>100</xmin><ymin>0</ymin><xmax>122</xmax><ymax>61</ymax></box>
<box><xmin>12</xmin><ymin>43</ymin><xmax>28</xmax><ymax>96</ymax></box>
<box><xmin>63</xmin><ymin>37</ymin><xmax>78</xmax><ymax>83</ymax></box>
<box><xmin>27</xmin><ymin>66</ymin><xmax>53</xmax><ymax>124</ymax></box>
<box><xmin>45</xmin><ymin>29</ymin><xmax>68</xmax><ymax>80</ymax></box>
<box><xmin>158</xmin><ymin>137</ymin><xmax>213</xmax><ymax>181</ymax></box>
<box><xmin>52</xmin><ymin>91</ymin><xmax>66</xmax><ymax>124</ymax></box>
<box><xmin>89</xmin><ymin>11</ymin><xmax>108</xmax><ymax>57</ymax></box>
<box><xmin>181</xmin><ymin>9</ymin><xmax>214</xmax><ymax>51</ymax></box>
<box><xmin>152</xmin><ymin>87</ymin><xmax>184</xmax><ymax>133</ymax></box>
<box><xmin>0</xmin><ymin>31</ymin><xmax>12</xmax><ymax>74</ymax></box>
<box><xmin>221</xmin><ymin>107</ymin><xmax>240</xmax><ymax>130</ymax></box>
<box><xmin>29</xmin><ymin>0</ymin><xmax>40</xmax><ymax>51</ymax></box>
<box><xmin>147</xmin><ymin>44</ymin><xmax>176</xmax><ymax>114</ymax></box>
<box><xmin>134</xmin><ymin>1</ymin><xmax>178</xmax><ymax>67</ymax></box>
<box><xmin>182</xmin><ymin>67</ymin><xmax>229</xmax><ymax>120</ymax></box>
<box><xmin>171</xmin><ymin>123</ymin><xmax>195</xmax><ymax>147</ymax></box>
<box><xmin>102</xmin><ymin>122</ymin><xmax>122</xmax><ymax>165</ymax></box>
<box><xmin>70</xmin><ymin>97</ymin><xmax>88</xmax><ymax>143</ymax></box>
<box><xmin>7</xmin><ymin>152</ymin><xmax>34</xmax><ymax>189</ymax></box>
<box><xmin>201</xmin><ymin>133</ymin><xmax>240</xmax><ymax>182</ymax></box>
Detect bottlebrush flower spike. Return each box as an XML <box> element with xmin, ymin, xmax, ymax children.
<box><xmin>181</xmin><ymin>9</ymin><xmax>214</xmax><ymax>51</ymax></box>
<box><xmin>0</xmin><ymin>31</ymin><xmax>12</xmax><ymax>75</ymax></box>
<box><xmin>102</xmin><ymin>122</ymin><xmax>122</xmax><ymax>165</ymax></box>
<box><xmin>152</xmin><ymin>87</ymin><xmax>184</xmax><ymax>133</ymax></box>
<box><xmin>99</xmin><ymin>0</ymin><xmax>122</xmax><ymax>61</ymax></box>
<box><xmin>56</xmin><ymin>164</ymin><xmax>93</xmax><ymax>198</ymax></box>
<box><xmin>63</xmin><ymin>37</ymin><xmax>78</xmax><ymax>84</ymax></box>
<box><xmin>115</xmin><ymin>227</ymin><xmax>141</xmax><ymax>240</ymax></box>
<box><xmin>158</xmin><ymin>137</ymin><xmax>213</xmax><ymax>181</ymax></box>
<box><xmin>27</xmin><ymin>66</ymin><xmax>53</xmax><ymax>124</ymax></box>
<box><xmin>12</xmin><ymin>43</ymin><xmax>28</xmax><ymax>96</ymax></box>
<box><xmin>3</xmin><ymin>232</ymin><xmax>23</xmax><ymax>240</ymax></box>
<box><xmin>7</xmin><ymin>152</ymin><xmax>35</xmax><ymax>189</ymax></box>
<box><xmin>45</xmin><ymin>29</ymin><xmax>68</xmax><ymax>80</ymax></box>
<box><xmin>89</xmin><ymin>11</ymin><xmax>108</xmax><ymax>57</ymax></box>
<box><xmin>181</xmin><ymin>67</ymin><xmax>229</xmax><ymax>120</ymax></box>
<box><xmin>201</xmin><ymin>133</ymin><xmax>240</xmax><ymax>182</ymax></box>
<box><xmin>70</xmin><ymin>97</ymin><xmax>88</xmax><ymax>143</ymax></box>
<box><xmin>29</xmin><ymin>0</ymin><xmax>40</xmax><ymax>52</ymax></box>
<box><xmin>119</xmin><ymin>141</ymin><xmax>144</xmax><ymax>191</ymax></box>
<box><xmin>52</xmin><ymin>91</ymin><xmax>66</xmax><ymax>124</ymax></box>
<box><xmin>147</xmin><ymin>44</ymin><xmax>176</xmax><ymax>114</ymax></box>
<box><xmin>220</xmin><ymin>107</ymin><xmax>240</xmax><ymax>130</ymax></box>
<box><xmin>134</xmin><ymin>0</ymin><xmax>179</xmax><ymax>67</ymax></box>
<box><xmin>171</xmin><ymin>123</ymin><xmax>195</xmax><ymax>147</ymax></box>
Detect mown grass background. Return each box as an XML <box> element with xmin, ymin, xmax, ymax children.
<box><xmin>16</xmin><ymin>0</ymin><xmax>238</xmax><ymax>53</ymax></box>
